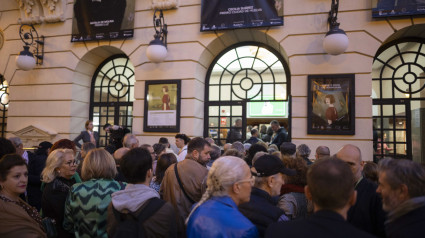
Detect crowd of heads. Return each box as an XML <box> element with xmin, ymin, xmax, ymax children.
<box><xmin>1</xmin><ymin>130</ymin><xmax>425</xmax><ymax>238</ymax></box>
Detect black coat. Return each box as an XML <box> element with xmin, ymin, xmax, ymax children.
<box><xmin>42</xmin><ymin>177</ymin><xmax>76</xmax><ymax>238</ymax></box>
<box><xmin>386</xmin><ymin>205</ymin><xmax>425</xmax><ymax>238</ymax></box>
<box><xmin>265</xmin><ymin>210</ymin><xmax>376</xmax><ymax>238</ymax></box>
<box><xmin>271</xmin><ymin>128</ymin><xmax>287</xmax><ymax>148</ymax></box>
<box><xmin>27</xmin><ymin>152</ymin><xmax>44</xmax><ymax>211</ymax></box>
<box><xmin>347</xmin><ymin>178</ymin><xmax>386</xmax><ymax>237</ymax></box>
<box><xmin>239</xmin><ymin>187</ymin><xmax>285</xmax><ymax>237</ymax></box>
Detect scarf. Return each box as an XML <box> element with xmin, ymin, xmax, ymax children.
<box><xmin>386</xmin><ymin>196</ymin><xmax>425</xmax><ymax>223</ymax></box>
<box><xmin>0</xmin><ymin>194</ymin><xmax>44</xmax><ymax>231</ymax></box>
<box><xmin>280</xmin><ymin>184</ymin><xmax>305</xmax><ymax>196</ymax></box>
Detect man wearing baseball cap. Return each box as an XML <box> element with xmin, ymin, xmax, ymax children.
<box><xmin>239</xmin><ymin>154</ymin><xmax>296</xmax><ymax>237</ymax></box>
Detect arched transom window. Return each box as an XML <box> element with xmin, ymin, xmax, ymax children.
<box><xmin>90</xmin><ymin>55</ymin><xmax>135</xmax><ymax>147</ymax></box>
<box><xmin>205</xmin><ymin>44</ymin><xmax>290</xmax><ymax>145</ymax></box>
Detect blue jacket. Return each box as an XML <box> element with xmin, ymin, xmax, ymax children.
<box><xmin>187</xmin><ymin>196</ymin><xmax>259</xmax><ymax>238</ymax></box>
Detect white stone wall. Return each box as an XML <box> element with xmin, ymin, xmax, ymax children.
<box><xmin>1</xmin><ymin>0</ymin><xmax>423</xmax><ymax>158</ymax></box>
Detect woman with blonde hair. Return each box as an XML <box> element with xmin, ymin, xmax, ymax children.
<box><xmin>41</xmin><ymin>148</ymin><xmax>77</xmax><ymax>238</ymax></box>
<box><xmin>186</xmin><ymin>156</ymin><xmax>258</xmax><ymax>237</ymax></box>
<box><xmin>63</xmin><ymin>148</ymin><xmax>125</xmax><ymax>238</ymax></box>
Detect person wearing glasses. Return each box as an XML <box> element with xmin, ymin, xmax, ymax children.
<box><xmin>41</xmin><ymin>149</ymin><xmax>78</xmax><ymax>238</ymax></box>
<box><xmin>239</xmin><ymin>154</ymin><xmax>296</xmax><ymax>237</ymax></box>
<box><xmin>186</xmin><ymin>156</ymin><xmax>258</xmax><ymax>238</ymax></box>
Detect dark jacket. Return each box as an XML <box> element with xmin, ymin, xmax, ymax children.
<box><xmin>348</xmin><ymin>178</ymin><xmax>386</xmax><ymax>237</ymax></box>
<box><xmin>265</xmin><ymin>210</ymin><xmax>376</xmax><ymax>238</ymax></box>
<box><xmin>42</xmin><ymin>177</ymin><xmax>76</xmax><ymax>238</ymax></box>
<box><xmin>239</xmin><ymin>187</ymin><xmax>285</xmax><ymax>237</ymax></box>
<box><xmin>226</xmin><ymin>128</ymin><xmax>242</xmax><ymax>143</ymax></box>
<box><xmin>73</xmin><ymin>130</ymin><xmax>99</xmax><ymax>148</ymax></box>
<box><xmin>386</xmin><ymin>205</ymin><xmax>425</xmax><ymax>238</ymax></box>
<box><xmin>108</xmin><ymin>186</ymin><xmax>177</xmax><ymax>238</ymax></box>
<box><xmin>245</xmin><ymin>136</ymin><xmax>260</xmax><ymax>145</ymax></box>
<box><xmin>27</xmin><ymin>152</ymin><xmax>44</xmax><ymax>210</ymax></box>
<box><xmin>271</xmin><ymin>127</ymin><xmax>287</xmax><ymax>148</ymax></box>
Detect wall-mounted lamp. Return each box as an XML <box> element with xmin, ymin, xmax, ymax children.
<box><xmin>323</xmin><ymin>0</ymin><xmax>348</xmax><ymax>55</ymax></box>
<box><xmin>15</xmin><ymin>24</ymin><xmax>44</xmax><ymax>71</ymax></box>
<box><xmin>146</xmin><ymin>9</ymin><xmax>168</xmax><ymax>63</ymax></box>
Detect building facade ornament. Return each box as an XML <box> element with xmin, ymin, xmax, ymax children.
<box><xmin>12</xmin><ymin>125</ymin><xmax>57</xmax><ymax>148</ymax></box>
<box><xmin>16</xmin><ymin>0</ymin><xmax>67</xmax><ymax>24</ymax></box>
<box><xmin>40</xmin><ymin>0</ymin><xmax>67</xmax><ymax>22</ymax></box>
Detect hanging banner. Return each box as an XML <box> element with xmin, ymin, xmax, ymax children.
<box><xmin>201</xmin><ymin>0</ymin><xmax>283</xmax><ymax>32</ymax></box>
<box><xmin>71</xmin><ymin>0</ymin><xmax>135</xmax><ymax>42</ymax></box>
<box><xmin>372</xmin><ymin>0</ymin><xmax>425</xmax><ymax>18</ymax></box>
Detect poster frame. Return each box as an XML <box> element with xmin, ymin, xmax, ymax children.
<box><xmin>143</xmin><ymin>80</ymin><xmax>181</xmax><ymax>132</ymax></box>
<box><xmin>307</xmin><ymin>74</ymin><xmax>355</xmax><ymax>135</ymax></box>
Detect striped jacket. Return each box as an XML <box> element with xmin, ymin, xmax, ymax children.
<box><xmin>63</xmin><ymin>179</ymin><xmax>126</xmax><ymax>238</ymax></box>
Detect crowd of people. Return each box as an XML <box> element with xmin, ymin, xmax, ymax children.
<box><xmin>0</xmin><ymin>120</ymin><xmax>424</xmax><ymax>238</ymax></box>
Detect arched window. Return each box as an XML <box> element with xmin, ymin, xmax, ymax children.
<box><xmin>0</xmin><ymin>74</ymin><xmax>9</xmax><ymax>137</ymax></box>
<box><xmin>204</xmin><ymin>44</ymin><xmax>290</xmax><ymax>145</ymax></box>
<box><xmin>90</xmin><ymin>55</ymin><xmax>135</xmax><ymax>147</ymax></box>
<box><xmin>372</xmin><ymin>40</ymin><xmax>425</xmax><ymax>161</ymax></box>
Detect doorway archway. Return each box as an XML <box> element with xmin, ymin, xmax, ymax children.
<box><xmin>204</xmin><ymin>43</ymin><xmax>290</xmax><ymax>145</ymax></box>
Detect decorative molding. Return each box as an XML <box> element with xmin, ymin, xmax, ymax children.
<box><xmin>16</xmin><ymin>0</ymin><xmax>67</xmax><ymax>24</ymax></box>
<box><xmin>152</xmin><ymin>0</ymin><xmax>179</xmax><ymax>10</ymax></box>
<box><xmin>40</xmin><ymin>0</ymin><xmax>67</xmax><ymax>22</ymax></box>
<box><xmin>12</xmin><ymin>125</ymin><xmax>57</xmax><ymax>148</ymax></box>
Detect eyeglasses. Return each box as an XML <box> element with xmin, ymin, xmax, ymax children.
<box><xmin>64</xmin><ymin>160</ymin><xmax>79</xmax><ymax>166</ymax></box>
<box><xmin>236</xmin><ymin>176</ymin><xmax>255</xmax><ymax>186</ymax></box>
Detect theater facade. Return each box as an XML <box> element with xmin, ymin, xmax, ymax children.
<box><xmin>0</xmin><ymin>0</ymin><xmax>424</xmax><ymax>162</ymax></box>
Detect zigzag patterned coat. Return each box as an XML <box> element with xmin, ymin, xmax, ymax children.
<box><xmin>63</xmin><ymin>179</ymin><xmax>126</xmax><ymax>238</ymax></box>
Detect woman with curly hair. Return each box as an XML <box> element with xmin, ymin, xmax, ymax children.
<box><xmin>278</xmin><ymin>157</ymin><xmax>313</xmax><ymax>220</ymax></box>
<box><xmin>41</xmin><ymin>149</ymin><xmax>77</xmax><ymax>238</ymax></box>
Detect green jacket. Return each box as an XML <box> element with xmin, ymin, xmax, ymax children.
<box><xmin>63</xmin><ymin>179</ymin><xmax>126</xmax><ymax>238</ymax></box>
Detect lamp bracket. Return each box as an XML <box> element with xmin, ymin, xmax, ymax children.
<box><xmin>328</xmin><ymin>0</ymin><xmax>340</xmax><ymax>30</ymax></box>
<box><xmin>19</xmin><ymin>24</ymin><xmax>44</xmax><ymax>65</ymax></box>
<box><xmin>153</xmin><ymin>9</ymin><xmax>168</xmax><ymax>48</ymax></box>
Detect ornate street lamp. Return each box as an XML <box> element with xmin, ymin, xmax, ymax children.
<box><xmin>15</xmin><ymin>24</ymin><xmax>45</xmax><ymax>71</ymax></box>
<box><xmin>323</xmin><ymin>0</ymin><xmax>349</xmax><ymax>55</ymax></box>
<box><xmin>146</xmin><ymin>9</ymin><xmax>168</xmax><ymax>63</ymax></box>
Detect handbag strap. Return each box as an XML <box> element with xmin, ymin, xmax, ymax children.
<box><xmin>174</xmin><ymin>163</ymin><xmax>196</xmax><ymax>204</ymax></box>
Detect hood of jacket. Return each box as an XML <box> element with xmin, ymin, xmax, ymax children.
<box><xmin>111</xmin><ymin>183</ymin><xmax>159</xmax><ymax>212</ymax></box>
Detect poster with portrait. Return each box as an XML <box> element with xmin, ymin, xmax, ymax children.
<box><xmin>307</xmin><ymin>75</ymin><xmax>355</xmax><ymax>135</ymax></box>
<box><xmin>372</xmin><ymin>0</ymin><xmax>425</xmax><ymax>18</ymax></box>
<box><xmin>144</xmin><ymin>80</ymin><xmax>181</xmax><ymax>132</ymax></box>
<box><xmin>200</xmin><ymin>0</ymin><xmax>283</xmax><ymax>31</ymax></box>
<box><xmin>71</xmin><ymin>0</ymin><xmax>135</xmax><ymax>42</ymax></box>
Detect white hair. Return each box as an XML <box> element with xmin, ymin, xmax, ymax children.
<box><xmin>186</xmin><ymin>156</ymin><xmax>247</xmax><ymax>223</ymax></box>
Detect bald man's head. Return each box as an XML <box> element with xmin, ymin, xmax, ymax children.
<box><xmin>334</xmin><ymin>144</ymin><xmax>363</xmax><ymax>181</ymax></box>
<box><xmin>316</xmin><ymin>146</ymin><xmax>330</xmax><ymax>160</ymax></box>
<box><xmin>113</xmin><ymin>147</ymin><xmax>130</xmax><ymax>164</ymax></box>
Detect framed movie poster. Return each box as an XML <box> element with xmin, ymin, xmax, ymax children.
<box><xmin>307</xmin><ymin>74</ymin><xmax>355</xmax><ymax>135</ymax></box>
<box><xmin>372</xmin><ymin>0</ymin><xmax>425</xmax><ymax>18</ymax></box>
<box><xmin>71</xmin><ymin>0</ymin><xmax>135</xmax><ymax>42</ymax></box>
<box><xmin>144</xmin><ymin>80</ymin><xmax>181</xmax><ymax>132</ymax></box>
<box><xmin>201</xmin><ymin>0</ymin><xmax>283</xmax><ymax>32</ymax></box>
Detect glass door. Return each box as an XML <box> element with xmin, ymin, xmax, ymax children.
<box><xmin>205</xmin><ymin>102</ymin><xmax>246</xmax><ymax>146</ymax></box>
<box><xmin>373</xmin><ymin>99</ymin><xmax>411</xmax><ymax>160</ymax></box>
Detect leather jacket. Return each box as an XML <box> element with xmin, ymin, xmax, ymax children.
<box><xmin>187</xmin><ymin>196</ymin><xmax>259</xmax><ymax>238</ymax></box>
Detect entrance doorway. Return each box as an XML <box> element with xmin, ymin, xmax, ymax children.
<box><xmin>204</xmin><ymin>43</ymin><xmax>291</xmax><ymax>145</ymax></box>
<box><xmin>372</xmin><ymin>39</ymin><xmax>425</xmax><ymax>163</ymax></box>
